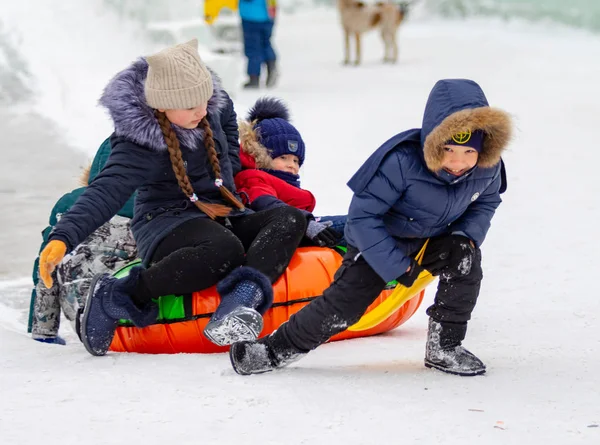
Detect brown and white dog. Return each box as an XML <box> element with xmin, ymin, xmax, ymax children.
<box><xmin>337</xmin><ymin>0</ymin><xmax>409</xmax><ymax>65</ymax></box>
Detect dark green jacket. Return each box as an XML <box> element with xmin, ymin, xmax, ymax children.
<box><xmin>28</xmin><ymin>138</ymin><xmax>135</xmax><ymax>332</ymax></box>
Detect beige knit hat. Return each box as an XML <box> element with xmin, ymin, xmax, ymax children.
<box><xmin>144</xmin><ymin>39</ymin><xmax>214</xmax><ymax>110</ymax></box>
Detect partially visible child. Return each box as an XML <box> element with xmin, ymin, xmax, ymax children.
<box><xmin>230</xmin><ymin>79</ymin><xmax>513</xmax><ymax>377</ymax></box>
<box><xmin>30</xmin><ymin>139</ymin><xmax>136</xmax><ymax>344</ymax></box>
<box><xmin>235</xmin><ymin>97</ymin><xmax>346</xmax><ymax>247</ymax></box>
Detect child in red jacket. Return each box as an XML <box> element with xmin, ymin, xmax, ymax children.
<box><xmin>235</xmin><ymin>97</ymin><xmax>346</xmax><ymax>247</ymax></box>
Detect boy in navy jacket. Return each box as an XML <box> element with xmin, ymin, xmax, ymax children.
<box><xmin>230</xmin><ymin>78</ymin><xmax>513</xmax><ymax>377</ymax></box>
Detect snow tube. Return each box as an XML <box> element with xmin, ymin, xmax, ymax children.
<box><xmin>109</xmin><ymin>247</ymin><xmax>425</xmax><ymax>354</ymax></box>
<box><xmin>347</xmin><ymin>241</ymin><xmax>435</xmax><ymax>331</ymax></box>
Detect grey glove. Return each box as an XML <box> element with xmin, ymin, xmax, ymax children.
<box><xmin>305</xmin><ymin>220</ymin><xmax>341</xmax><ymax>247</ymax></box>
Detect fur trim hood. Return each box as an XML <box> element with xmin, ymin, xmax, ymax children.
<box><xmin>99</xmin><ymin>58</ymin><xmax>228</xmax><ymax>151</ymax></box>
<box><xmin>238</xmin><ymin>120</ymin><xmax>274</xmax><ymax>169</ymax></box>
<box><xmin>79</xmin><ymin>164</ymin><xmax>91</xmax><ymax>186</ymax></box>
<box><xmin>421</xmin><ymin>79</ymin><xmax>513</xmax><ymax>171</ymax></box>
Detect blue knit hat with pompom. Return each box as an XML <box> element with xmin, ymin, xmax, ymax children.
<box><xmin>247</xmin><ymin>97</ymin><xmax>306</xmax><ymax>166</ymax></box>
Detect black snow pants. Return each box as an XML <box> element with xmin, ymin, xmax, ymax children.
<box><xmin>132</xmin><ymin>206</ymin><xmax>306</xmax><ymax>305</ymax></box>
<box><xmin>280</xmin><ymin>243</ymin><xmax>483</xmax><ymax>352</ymax></box>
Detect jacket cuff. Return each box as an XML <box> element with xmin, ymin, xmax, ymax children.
<box><xmin>48</xmin><ymin>234</ymin><xmax>73</xmax><ymax>253</ymax></box>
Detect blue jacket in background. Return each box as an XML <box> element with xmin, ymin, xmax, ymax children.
<box><xmin>345</xmin><ymin>79</ymin><xmax>511</xmax><ymax>282</ymax></box>
<box><xmin>239</xmin><ymin>0</ymin><xmax>272</xmax><ymax>22</ymax></box>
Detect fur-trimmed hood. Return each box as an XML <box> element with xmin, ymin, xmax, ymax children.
<box><xmin>79</xmin><ymin>163</ymin><xmax>91</xmax><ymax>186</ymax></box>
<box><xmin>421</xmin><ymin>79</ymin><xmax>512</xmax><ymax>170</ymax></box>
<box><xmin>238</xmin><ymin>120</ymin><xmax>274</xmax><ymax>169</ymax></box>
<box><xmin>99</xmin><ymin>58</ymin><xmax>228</xmax><ymax>151</ymax></box>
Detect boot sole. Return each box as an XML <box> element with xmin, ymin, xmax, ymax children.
<box><xmin>229</xmin><ymin>343</ymin><xmax>248</xmax><ymax>375</ymax></box>
<box><xmin>424</xmin><ymin>360</ymin><xmax>486</xmax><ymax>376</ymax></box>
<box><xmin>229</xmin><ymin>342</ymin><xmax>274</xmax><ymax>376</ymax></box>
<box><xmin>81</xmin><ymin>274</ymin><xmax>112</xmax><ymax>357</ymax></box>
<box><xmin>204</xmin><ymin>307</ymin><xmax>263</xmax><ymax>347</ymax></box>
<box><xmin>75</xmin><ymin>307</ymin><xmax>83</xmax><ymax>342</ymax></box>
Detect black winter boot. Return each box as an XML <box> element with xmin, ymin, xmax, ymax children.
<box><xmin>265</xmin><ymin>60</ymin><xmax>278</xmax><ymax>88</ymax></box>
<box><xmin>230</xmin><ymin>326</ymin><xmax>306</xmax><ymax>375</ymax></box>
<box><xmin>243</xmin><ymin>75</ymin><xmax>260</xmax><ymax>89</ymax></box>
<box><xmin>81</xmin><ymin>267</ymin><xmax>158</xmax><ymax>356</ymax></box>
<box><xmin>204</xmin><ymin>266</ymin><xmax>274</xmax><ymax>347</ymax></box>
<box><xmin>424</xmin><ymin>318</ymin><xmax>486</xmax><ymax>376</ymax></box>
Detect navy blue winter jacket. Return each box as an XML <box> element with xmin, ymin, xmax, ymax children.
<box><xmin>49</xmin><ymin>59</ymin><xmax>248</xmax><ymax>261</ymax></box>
<box><xmin>345</xmin><ymin>79</ymin><xmax>512</xmax><ymax>282</ymax></box>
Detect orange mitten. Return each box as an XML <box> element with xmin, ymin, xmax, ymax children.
<box><xmin>39</xmin><ymin>240</ymin><xmax>67</xmax><ymax>288</ymax></box>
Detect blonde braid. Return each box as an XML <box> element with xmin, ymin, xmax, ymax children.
<box><xmin>155</xmin><ymin>111</ymin><xmax>232</xmax><ymax>219</ymax></box>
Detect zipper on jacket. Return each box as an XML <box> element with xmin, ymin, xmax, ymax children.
<box><xmin>438</xmin><ymin>187</ymin><xmax>454</xmax><ymax>226</ymax></box>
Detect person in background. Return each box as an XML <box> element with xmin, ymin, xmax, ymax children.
<box><xmin>239</xmin><ymin>0</ymin><xmax>278</xmax><ymax>89</ymax></box>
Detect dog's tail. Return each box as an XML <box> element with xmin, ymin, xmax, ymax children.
<box><xmin>371</xmin><ymin>11</ymin><xmax>383</xmax><ymax>27</ymax></box>
<box><xmin>396</xmin><ymin>1</ymin><xmax>413</xmax><ymax>22</ymax></box>
<box><xmin>376</xmin><ymin>1</ymin><xmax>411</xmax><ymax>25</ymax></box>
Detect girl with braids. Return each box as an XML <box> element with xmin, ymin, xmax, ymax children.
<box><xmin>37</xmin><ymin>39</ymin><xmax>306</xmax><ymax>356</ymax></box>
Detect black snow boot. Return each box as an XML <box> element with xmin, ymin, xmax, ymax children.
<box><xmin>265</xmin><ymin>60</ymin><xmax>278</xmax><ymax>88</ymax></box>
<box><xmin>424</xmin><ymin>318</ymin><xmax>486</xmax><ymax>376</ymax></box>
<box><xmin>243</xmin><ymin>75</ymin><xmax>260</xmax><ymax>89</ymax></box>
<box><xmin>230</xmin><ymin>326</ymin><xmax>306</xmax><ymax>375</ymax></box>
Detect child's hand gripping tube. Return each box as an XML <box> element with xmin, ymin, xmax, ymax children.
<box><xmin>348</xmin><ymin>239</ymin><xmax>435</xmax><ymax>332</ymax></box>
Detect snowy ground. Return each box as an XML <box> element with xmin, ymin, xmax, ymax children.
<box><xmin>1</xmin><ymin>8</ymin><xmax>600</xmax><ymax>445</ymax></box>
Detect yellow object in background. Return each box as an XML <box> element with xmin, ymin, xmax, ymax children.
<box><xmin>348</xmin><ymin>240</ymin><xmax>435</xmax><ymax>332</ymax></box>
<box><xmin>204</xmin><ymin>0</ymin><xmax>239</xmax><ymax>24</ymax></box>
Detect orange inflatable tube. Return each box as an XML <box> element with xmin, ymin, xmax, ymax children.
<box><xmin>109</xmin><ymin>247</ymin><xmax>424</xmax><ymax>354</ymax></box>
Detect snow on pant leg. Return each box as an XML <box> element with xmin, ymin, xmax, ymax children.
<box><xmin>280</xmin><ymin>245</ymin><xmax>387</xmax><ymax>351</ymax></box>
<box><xmin>55</xmin><ymin>245</ymin><xmax>105</xmax><ymax>322</ymax></box>
<box><xmin>57</xmin><ymin>250</ymin><xmax>137</xmax><ymax>322</ymax></box>
<box><xmin>31</xmin><ymin>272</ymin><xmax>61</xmax><ymax>338</ymax></box>
<box><xmin>56</xmin><ymin>216</ymin><xmax>138</xmax><ymax>321</ymax></box>
<box><xmin>229</xmin><ymin>206</ymin><xmax>306</xmax><ymax>282</ymax></box>
<box><xmin>242</xmin><ymin>20</ymin><xmax>264</xmax><ymax>76</ymax></box>
<box><xmin>261</xmin><ymin>20</ymin><xmax>277</xmax><ymax>63</ymax></box>
<box><xmin>56</xmin><ymin>251</ymin><xmax>90</xmax><ymax>322</ymax></box>
<box><xmin>134</xmin><ymin>218</ymin><xmax>246</xmax><ymax>305</ymax></box>
<box><xmin>426</xmin><ymin>248</ymin><xmax>483</xmax><ymax>324</ymax></box>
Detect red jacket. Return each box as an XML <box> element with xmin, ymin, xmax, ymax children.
<box><xmin>235</xmin><ymin>150</ymin><xmax>316</xmax><ymax>212</ymax></box>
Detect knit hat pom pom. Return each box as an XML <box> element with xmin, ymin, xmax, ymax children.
<box><xmin>247</xmin><ymin>97</ymin><xmax>290</xmax><ymax>123</ymax></box>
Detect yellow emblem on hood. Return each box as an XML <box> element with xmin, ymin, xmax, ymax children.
<box><xmin>451</xmin><ymin>130</ymin><xmax>472</xmax><ymax>144</ymax></box>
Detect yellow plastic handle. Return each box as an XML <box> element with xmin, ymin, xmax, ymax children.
<box><xmin>348</xmin><ymin>240</ymin><xmax>435</xmax><ymax>332</ymax></box>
